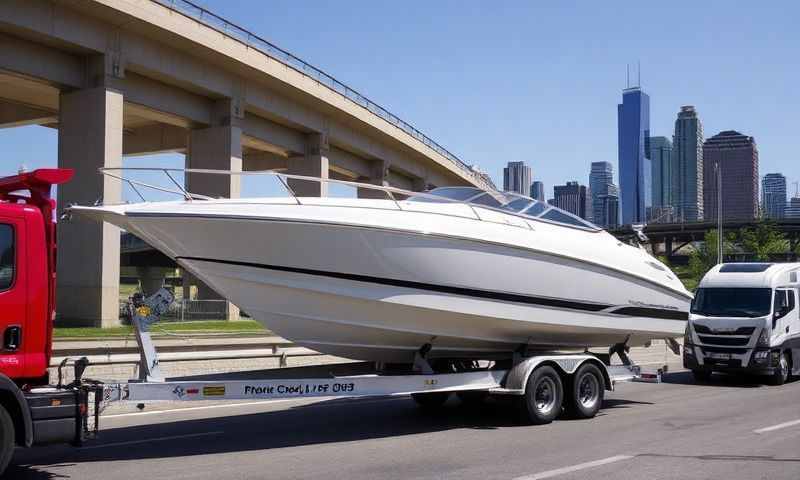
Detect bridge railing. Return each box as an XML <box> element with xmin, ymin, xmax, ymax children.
<box><xmin>151</xmin><ymin>0</ymin><xmax>494</xmax><ymax>191</ymax></box>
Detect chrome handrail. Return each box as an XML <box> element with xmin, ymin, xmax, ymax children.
<box><xmin>149</xmin><ymin>0</ymin><xmax>495</xmax><ymax>191</ymax></box>
<box><xmin>99</xmin><ymin>167</ymin><xmax>601</xmax><ymax>232</ymax></box>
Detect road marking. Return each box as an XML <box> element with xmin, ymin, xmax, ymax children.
<box><xmin>754</xmin><ymin>419</ymin><xmax>800</xmax><ymax>434</ymax></box>
<box><xmin>513</xmin><ymin>455</ymin><xmax>635</xmax><ymax>480</ymax></box>
<box><xmin>79</xmin><ymin>431</ymin><xmax>223</xmax><ymax>450</ymax></box>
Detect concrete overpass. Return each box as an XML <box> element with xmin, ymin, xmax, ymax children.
<box><xmin>609</xmin><ymin>219</ymin><xmax>800</xmax><ymax>258</ymax></box>
<box><xmin>0</xmin><ymin>0</ymin><xmax>494</xmax><ymax>326</ymax></box>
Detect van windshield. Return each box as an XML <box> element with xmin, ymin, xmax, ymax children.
<box><xmin>690</xmin><ymin>288</ymin><xmax>772</xmax><ymax>318</ymax></box>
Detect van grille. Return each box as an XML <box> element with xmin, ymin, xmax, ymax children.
<box><xmin>693</xmin><ymin>325</ymin><xmax>755</xmax><ymax>336</ymax></box>
<box><xmin>697</xmin><ymin>335</ymin><xmax>750</xmax><ymax>346</ymax></box>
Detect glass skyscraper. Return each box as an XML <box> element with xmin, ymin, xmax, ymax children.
<box><xmin>530</xmin><ymin>181</ymin><xmax>545</xmax><ymax>201</ymax></box>
<box><xmin>589</xmin><ymin>161</ymin><xmax>617</xmax><ymax>227</ymax></box>
<box><xmin>649</xmin><ymin>136</ymin><xmax>673</xmax><ymax>209</ymax></box>
<box><xmin>672</xmin><ymin>106</ymin><xmax>704</xmax><ymax>222</ymax></box>
<box><xmin>702</xmin><ymin>131</ymin><xmax>759</xmax><ymax>221</ymax></box>
<box><xmin>503</xmin><ymin>161</ymin><xmax>532</xmax><ymax>196</ymax></box>
<box><xmin>553</xmin><ymin>181</ymin><xmax>590</xmax><ymax>220</ymax></box>
<box><xmin>762</xmin><ymin>173</ymin><xmax>787</xmax><ymax>219</ymax></box>
<box><xmin>617</xmin><ymin>87</ymin><xmax>651</xmax><ymax>225</ymax></box>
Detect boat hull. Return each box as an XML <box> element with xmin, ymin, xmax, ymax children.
<box><xmin>112</xmin><ymin>211</ymin><xmax>689</xmax><ymax>362</ymax></box>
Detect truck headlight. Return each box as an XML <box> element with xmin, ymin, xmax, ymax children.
<box><xmin>756</xmin><ymin>328</ymin><xmax>770</xmax><ymax>347</ymax></box>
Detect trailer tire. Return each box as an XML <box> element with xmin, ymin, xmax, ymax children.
<box><xmin>516</xmin><ymin>365</ymin><xmax>563</xmax><ymax>425</ymax></box>
<box><xmin>565</xmin><ymin>363</ymin><xmax>604</xmax><ymax>419</ymax></box>
<box><xmin>411</xmin><ymin>392</ymin><xmax>450</xmax><ymax>411</ymax></box>
<box><xmin>770</xmin><ymin>352</ymin><xmax>789</xmax><ymax>386</ymax></box>
<box><xmin>0</xmin><ymin>404</ymin><xmax>14</xmax><ymax>476</ymax></box>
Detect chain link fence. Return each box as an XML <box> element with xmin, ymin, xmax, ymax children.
<box><xmin>120</xmin><ymin>298</ymin><xmax>232</xmax><ymax>323</ymax></box>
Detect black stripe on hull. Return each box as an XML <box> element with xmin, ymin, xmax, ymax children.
<box><xmin>177</xmin><ymin>256</ymin><xmax>688</xmax><ymax>321</ymax></box>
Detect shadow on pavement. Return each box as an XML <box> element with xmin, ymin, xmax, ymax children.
<box><xmin>11</xmin><ymin>395</ymin><xmax>532</xmax><ymax>471</ymax></box>
<box><xmin>662</xmin><ymin>370</ymin><xmax>786</xmax><ymax>388</ymax></box>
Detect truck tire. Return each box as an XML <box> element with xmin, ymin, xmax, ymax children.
<box><xmin>565</xmin><ymin>363</ymin><xmax>604</xmax><ymax>419</ymax></box>
<box><xmin>516</xmin><ymin>365</ymin><xmax>563</xmax><ymax>425</ymax></box>
<box><xmin>692</xmin><ymin>369</ymin><xmax>712</xmax><ymax>383</ymax></box>
<box><xmin>770</xmin><ymin>352</ymin><xmax>790</xmax><ymax>386</ymax></box>
<box><xmin>0</xmin><ymin>404</ymin><xmax>14</xmax><ymax>476</ymax></box>
<box><xmin>411</xmin><ymin>392</ymin><xmax>450</xmax><ymax>411</ymax></box>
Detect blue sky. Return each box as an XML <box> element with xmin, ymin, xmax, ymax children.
<box><xmin>3</xmin><ymin>1</ymin><xmax>799</xmax><ymax>199</ymax></box>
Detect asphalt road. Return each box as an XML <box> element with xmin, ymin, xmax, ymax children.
<box><xmin>9</xmin><ymin>371</ymin><xmax>800</xmax><ymax>480</ymax></box>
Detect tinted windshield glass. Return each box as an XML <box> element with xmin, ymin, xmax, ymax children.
<box><xmin>524</xmin><ymin>202</ymin><xmax>549</xmax><ymax>217</ymax></box>
<box><xmin>411</xmin><ymin>187</ymin><xmax>483</xmax><ymax>202</ymax></box>
<box><xmin>502</xmin><ymin>197</ymin><xmax>534</xmax><ymax>212</ymax></box>
<box><xmin>541</xmin><ymin>209</ymin><xmax>592</xmax><ymax>228</ymax></box>
<box><xmin>691</xmin><ymin>288</ymin><xmax>772</xmax><ymax>317</ymax></box>
<box><xmin>469</xmin><ymin>193</ymin><xmax>502</xmax><ymax>208</ymax></box>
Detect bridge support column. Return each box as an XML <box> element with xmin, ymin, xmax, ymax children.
<box><xmin>357</xmin><ymin>160</ymin><xmax>390</xmax><ymax>199</ymax></box>
<box><xmin>56</xmin><ymin>87</ymin><xmax>123</xmax><ymax>327</ymax></box>
<box><xmin>183</xmin><ymin>101</ymin><xmax>242</xmax><ymax>321</ymax></box>
<box><xmin>288</xmin><ymin>133</ymin><xmax>329</xmax><ymax>197</ymax></box>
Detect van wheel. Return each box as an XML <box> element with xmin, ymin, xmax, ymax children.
<box><xmin>770</xmin><ymin>352</ymin><xmax>789</xmax><ymax>386</ymax></box>
<box><xmin>516</xmin><ymin>365</ymin><xmax>563</xmax><ymax>425</ymax></box>
<box><xmin>0</xmin><ymin>404</ymin><xmax>15</xmax><ymax>476</ymax></box>
<box><xmin>411</xmin><ymin>392</ymin><xmax>450</xmax><ymax>411</ymax></box>
<box><xmin>566</xmin><ymin>363</ymin><xmax>604</xmax><ymax>419</ymax></box>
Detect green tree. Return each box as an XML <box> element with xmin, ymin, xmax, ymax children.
<box><xmin>738</xmin><ymin>222</ymin><xmax>788</xmax><ymax>261</ymax></box>
<box><xmin>688</xmin><ymin>229</ymin><xmax>735</xmax><ymax>285</ymax></box>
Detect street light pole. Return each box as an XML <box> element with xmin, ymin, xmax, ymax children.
<box><xmin>716</xmin><ymin>158</ymin><xmax>723</xmax><ymax>265</ymax></box>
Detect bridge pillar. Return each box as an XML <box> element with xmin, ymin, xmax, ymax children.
<box><xmin>56</xmin><ymin>86</ymin><xmax>123</xmax><ymax>327</ymax></box>
<box><xmin>357</xmin><ymin>160</ymin><xmax>390</xmax><ymax>199</ymax></box>
<box><xmin>288</xmin><ymin>133</ymin><xmax>329</xmax><ymax>197</ymax></box>
<box><xmin>183</xmin><ymin>99</ymin><xmax>242</xmax><ymax>321</ymax></box>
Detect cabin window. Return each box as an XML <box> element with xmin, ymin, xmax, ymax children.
<box><xmin>0</xmin><ymin>224</ymin><xmax>13</xmax><ymax>291</ymax></box>
<box><xmin>469</xmin><ymin>193</ymin><xmax>502</xmax><ymax>208</ymax></box>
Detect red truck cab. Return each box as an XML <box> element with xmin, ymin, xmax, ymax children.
<box><xmin>0</xmin><ymin>169</ymin><xmax>71</xmax><ymax>386</ymax></box>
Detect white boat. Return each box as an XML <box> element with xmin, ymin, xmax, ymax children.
<box><xmin>70</xmin><ymin>168</ymin><xmax>692</xmax><ymax>362</ymax></box>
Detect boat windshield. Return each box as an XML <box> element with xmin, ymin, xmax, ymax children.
<box><xmin>408</xmin><ymin>187</ymin><xmax>600</xmax><ymax>230</ymax></box>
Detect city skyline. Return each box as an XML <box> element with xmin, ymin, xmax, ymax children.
<box><xmin>672</xmin><ymin>106</ymin><xmax>704</xmax><ymax>222</ymax></box>
<box><xmin>702</xmin><ymin>130</ymin><xmax>759</xmax><ymax>221</ymax></box>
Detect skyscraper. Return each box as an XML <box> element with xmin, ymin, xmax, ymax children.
<box><xmin>702</xmin><ymin>131</ymin><xmax>759</xmax><ymax>221</ymax></box>
<box><xmin>598</xmin><ymin>194</ymin><xmax>620</xmax><ymax>229</ymax></box>
<box><xmin>617</xmin><ymin>87</ymin><xmax>651</xmax><ymax>225</ymax></box>
<box><xmin>589</xmin><ymin>162</ymin><xmax>617</xmax><ymax>227</ymax></box>
<box><xmin>503</xmin><ymin>161</ymin><xmax>532</xmax><ymax>196</ymax></box>
<box><xmin>786</xmin><ymin>197</ymin><xmax>800</xmax><ymax>219</ymax></box>
<box><xmin>553</xmin><ymin>181</ymin><xmax>589</xmax><ymax>220</ymax></box>
<box><xmin>530</xmin><ymin>181</ymin><xmax>545</xmax><ymax>201</ymax></box>
<box><xmin>762</xmin><ymin>173</ymin><xmax>787</xmax><ymax>219</ymax></box>
<box><xmin>649</xmin><ymin>136</ymin><xmax>673</xmax><ymax>209</ymax></box>
<box><xmin>672</xmin><ymin>106</ymin><xmax>704</xmax><ymax>222</ymax></box>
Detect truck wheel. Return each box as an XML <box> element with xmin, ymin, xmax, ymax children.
<box><xmin>692</xmin><ymin>369</ymin><xmax>712</xmax><ymax>383</ymax></box>
<box><xmin>411</xmin><ymin>392</ymin><xmax>450</xmax><ymax>411</ymax></box>
<box><xmin>770</xmin><ymin>352</ymin><xmax>789</xmax><ymax>386</ymax></box>
<box><xmin>516</xmin><ymin>365</ymin><xmax>563</xmax><ymax>425</ymax></box>
<box><xmin>0</xmin><ymin>404</ymin><xmax>14</xmax><ymax>476</ymax></box>
<box><xmin>566</xmin><ymin>363</ymin><xmax>604</xmax><ymax>419</ymax></box>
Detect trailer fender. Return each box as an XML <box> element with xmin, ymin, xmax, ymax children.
<box><xmin>499</xmin><ymin>356</ymin><xmax>612</xmax><ymax>395</ymax></box>
<box><xmin>0</xmin><ymin>375</ymin><xmax>32</xmax><ymax>447</ymax></box>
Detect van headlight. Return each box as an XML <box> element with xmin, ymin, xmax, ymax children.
<box><xmin>756</xmin><ymin>328</ymin><xmax>770</xmax><ymax>347</ymax></box>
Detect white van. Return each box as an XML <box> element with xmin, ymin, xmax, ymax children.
<box><xmin>684</xmin><ymin>262</ymin><xmax>800</xmax><ymax>385</ymax></box>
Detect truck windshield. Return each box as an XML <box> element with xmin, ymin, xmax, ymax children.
<box><xmin>690</xmin><ymin>288</ymin><xmax>773</xmax><ymax>318</ymax></box>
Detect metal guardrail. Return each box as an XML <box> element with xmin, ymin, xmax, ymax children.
<box><xmin>151</xmin><ymin>0</ymin><xmax>495</xmax><ymax>191</ymax></box>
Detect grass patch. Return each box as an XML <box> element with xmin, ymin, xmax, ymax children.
<box><xmin>54</xmin><ymin>319</ymin><xmax>267</xmax><ymax>338</ymax></box>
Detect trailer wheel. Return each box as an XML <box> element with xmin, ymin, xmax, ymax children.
<box><xmin>411</xmin><ymin>392</ymin><xmax>450</xmax><ymax>411</ymax></box>
<box><xmin>565</xmin><ymin>363</ymin><xmax>604</xmax><ymax>419</ymax></box>
<box><xmin>770</xmin><ymin>352</ymin><xmax>790</xmax><ymax>386</ymax></box>
<box><xmin>516</xmin><ymin>365</ymin><xmax>563</xmax><ymax>425</ymax></box>
<box><xmin>0</xmin><ymin>404</ymin><xmax>14</xmax><ymax>476</ymax></box>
